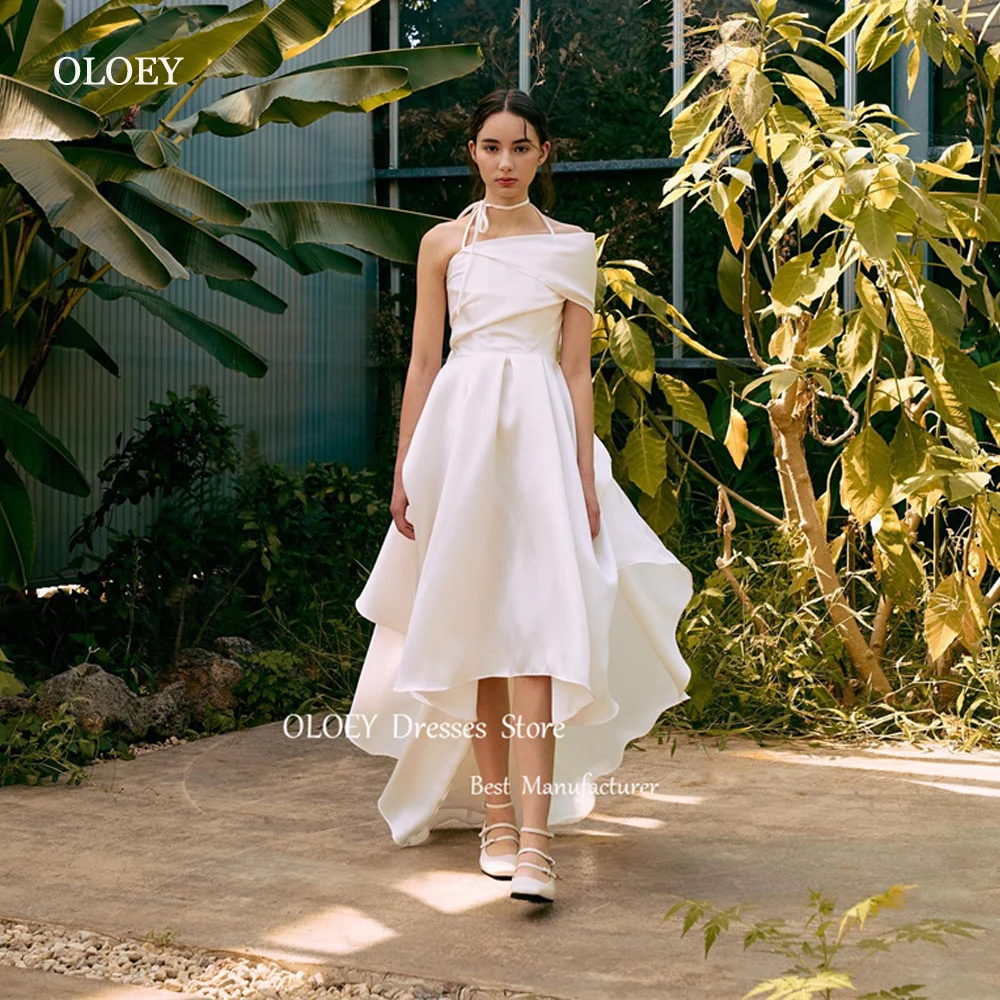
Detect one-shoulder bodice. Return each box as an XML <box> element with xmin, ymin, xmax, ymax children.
<box><xmin>444</xmin><ymin>200</ymin><xmax>599</xmax><ymax>361</ymax></box>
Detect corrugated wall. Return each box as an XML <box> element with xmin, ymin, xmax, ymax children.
<box><xmin>5</xmin><ymin>2</ymin><xmax>377</xmax><ymax>587</ymax></box>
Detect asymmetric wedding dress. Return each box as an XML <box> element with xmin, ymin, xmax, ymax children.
<box><xmin>348</xmin><ymin>197</ymin><xmax>693</xmax><ymax>847</ymax></box>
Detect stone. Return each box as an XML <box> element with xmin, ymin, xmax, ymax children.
<box><xmin>0</xmin><ymin>695</ymin><xmax>30</xmax><ymax>721</ymax></box>
<box><xmin>34</xmin><ymin>663</ymin><xmax>192</xmax><ymax>741</ymax></box>
<box><xmin>164</xmin><ymin>648</ymin><xmax>244</xmax><ymax>719</ymax></box>
<box><xmin>213</xmin><ymin>636</ymin><xmax>257</xmax><ymax>665</ymax></box>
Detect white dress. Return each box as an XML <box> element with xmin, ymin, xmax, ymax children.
<box><xmin>347</xmin><ymin>198</ymin><xmax>693</xmax><ymax>847</ymax></box>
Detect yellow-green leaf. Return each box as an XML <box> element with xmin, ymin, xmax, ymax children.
<box><xmin>840</xmin><ymin>425</ymin><xmax>892</xmax><ymax>526</ymax></box>
<box><xmin>729</xmin><ymin>68</ymin><xmax>773</xmax><ymax>134</ymax></box>
<box><xmin>836</xmin><ymin>312</ymin><xmax>876</xmax><ymax>393</ymax></box>
<box><xmin>891</xmin><ymin>286</ymin><xmax>939</xmax><ymax>360</ymax></box>
<box><xmin>873</xmin><ymin>508</ymin><xmax>924</xmax><ymax>608</ymax></box>
<box><xmin>670</xmin><ymin>88</ymin><xmax>729</xmax><ymax>158</ymax></box>
<box><xmin>623</xmin><ymin>421</ymin><xmax>667</xmax><ymax>497</ymax></box>
<box><xmin>889</xmin><ymin>413</ymin><xmax>934</xmax><ymax>484</ymax></box>
<box><xmin>609</xmin><ymin>317</ymin><xmax>656</xmax><ymax>390</ymax></box>
<box><xmin>638</xmin><ymin>478</ymin><xmax>678</xmax><ymax>534</ymax></box>
<box><xmin>656</xmin><ymin>372</ymin><xmax>714</xmax><ymax>439</ymax></box>
<box><xmin>724</xmin><ymin>400</ymin><xmax>749</xmax><ymax>470</ymax></box>
<box><xmin>855</xmin><ymin>203</ymin><xmax>897</xmax><ymax>260</ymax></box>
<box><xmin>925</xmin><ymin>574</ymin><xmax>986</xmax><ymax>660</ymax></box>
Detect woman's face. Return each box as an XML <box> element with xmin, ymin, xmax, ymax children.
<box><xmin>469</xmin><ymin>111</ymin><xmax>550</xmax><ymax>201</ymax></box>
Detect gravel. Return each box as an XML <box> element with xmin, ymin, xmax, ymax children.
<box><xmin>0</xmin><ymin>918</ymin><xmax>521</xmax><ymax>1000</ymax></box>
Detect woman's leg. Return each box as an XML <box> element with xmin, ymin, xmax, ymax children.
<box><xmin>510</xmin><ymin>675</ymin><xmax>555</xmax><ymax>882</ymax></box>
<box><xmin>472</xmin><ymin>676</ymin><xmax>514</xmax><ymax>856</ymax></box>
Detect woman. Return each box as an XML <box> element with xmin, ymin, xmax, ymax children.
<box><xmin>348</xmin><ymin>88</ymin><xmax>693</xmax><ymax>905</ymax></box>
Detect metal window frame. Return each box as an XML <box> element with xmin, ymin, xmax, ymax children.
<box><xmin>381</xmin><ymin>0</ymin><xmax>936</xmax><ymax>371</ymax></box>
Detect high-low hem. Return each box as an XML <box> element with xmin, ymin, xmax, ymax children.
<box><xmin>347</xmin><ymin>197</ymin><xmax>694</xmax><ymax>847</ymax></box>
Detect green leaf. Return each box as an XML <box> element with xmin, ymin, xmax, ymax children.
<box><xmin>656</xmin><ymin>373</ymin><xmax>714</xmax><ymax>438</ymax></box>
<box><xmin>623</xmin><ymin>421</ymin><xmax>666</xmax><ymax>496</ymax></box>
<box><xmin>0</xmin><ymin>139</ymin><xmax>187</xmax><ymax>288</ymax></box>
<box><xmin>807</xmin><ymin>305</ymin><xmax>842</xmax><ymax>350</ymax></box>
<box><xmin>102</xmin><ymin>184</ymin><xmax>256</xmax><ymax>280</ymax></box>
<box><xmin>0</xmin><ymin>393</ymin><xmax>90</xmax><ymax>495</ymax></box>
<box><xmin>245</xmin><ymin>199</ymin><xmax>448</xmax><ymax>265</ymax></box>
<box><xmin>717</xmin><ymin>246</ymin><xmax>742</xmax><ymax>314</ymax></box>
<box><xmin>80</xmin><ymin>0</ymin><xmax>274</xmax><ymax>115</ymax></box>
<box><xmin>904</xmin><ymin>0</ymin><xmax>933</xmax><ymax>32</ymax></box>
<box><xmin>782</xmin><ymin>71</ymin><xmax>827</xmax><ymax>112</ymax></box>
<box><xmin>855</xmin><ymin>203</ymin><xmax>897</xmax><ymax>260</ymax></box>
<box><xmin>0</xmin><ymin>456</ymin><xmax>34</xmax><ymax>590</ymax></box>
<box><xmin>54</xmin><ymin>313</ymin><xmax>120</xmax><ymax>377</ymax></box>
<box><xmin>60</xmin><ymin>147</ymin><xmax>248</xmax><ymax>225</ymax></box>
<box><xmin>985</xmin><ymin>42</ymin><xmax>1000</xmax><ymax>88</ymax></box>
<box><xmin>898</xmin><ymin>181</ymin><xmax>949</xmax><ymax>233</ymax></box>
<box><xmin>0</xmin><ymin>74</ymin><xmax>102</xmax><ymax>140</ymax></box>
<box><xmin>87</xmin><ymin>281</ymin><xmax>269</xmax><ymax>377</ymax></box>
<box><xmin>871</xmin><ymin>376</ymin><xmax>925</xmax><ymax>414</ymax></box>
<box><xmin>827</xmin><ymin>2</ymin><xmax>868</xmax><ymax>44</ymax></box>
<box><xmin>205</xmin><ymin>275</ymin><xmax>287</xmax><ymax>314</ymax></box>
<box><xmin>926</xmin><ymin>236</ymin><xmax>975</xmax><ymax>286</ymax></box>
<box><xmin>593</xmin><ymin>370</ymin><xmax>614</xmax><ymax>439</ymax></box>
<box><xmin>14</xmin><ymin>0</ymin><xmax>155</xmax><ymax>85</ymax></box>
<box><xmin>922</xmin><ymin>362</ymin><xmax>976</xmax><ymax>439</ymax></box>
<box><xmin>792</xmin><ymin>175</ymin><xmax>841</xmax><ymax>234</ymax></box>
<box><xmin>841</xmin><ymin>426</ymin><xmax>892</xmax><ymax>527</ymax></box>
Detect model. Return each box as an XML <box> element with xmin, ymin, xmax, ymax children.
<box><xmin>348</xmin><ymin>87</ymin><xmax>693</xmax><ymax>905</ymax></box>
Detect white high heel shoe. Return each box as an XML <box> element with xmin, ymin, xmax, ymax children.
<box><xmin>509</xmin><ymin>826</ymin><xmax>557</xmax><ymax>903</ymax></box>
<box><xmin>479</xmin><ymin>799</ymin><xmax>519</xmax><ymax>880</ymax></box>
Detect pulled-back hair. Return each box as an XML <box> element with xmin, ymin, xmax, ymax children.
<box><xmin>464</xmin><ymin>88</ymin><xmax>556</xmax><ymax>211</ymax></box>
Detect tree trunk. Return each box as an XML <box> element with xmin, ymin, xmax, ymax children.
<box><xmin>769</xmin><ymin>382</ymin><xmax>893</xmax><ymax>697</ymax></box>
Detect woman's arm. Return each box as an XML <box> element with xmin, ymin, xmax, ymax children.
<box><xmin>391</xmin><ymin>226</ymin><xmax>449</xmax><ymax>538</ymax></box>
<box><xmin>560</xmin><ymin>298</ymin><xmax>600</xmax><ymax>537</ymax></box>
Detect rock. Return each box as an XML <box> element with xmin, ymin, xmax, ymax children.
<box><xmin>36</xmin><ymin>663</ymin><xmax>148</xmax><ymax>737</ymax></box>
<box><xmin>136</xmin><ymin>681</ymin><xmax>191</xmax><ymax>741</ymax></box>
<box><xmin>213</xmin><ymin>636</ymin><xmax>257</xmax><ymax>665</ymax></box>
<box><xmin>35</xmin><ymin>663</ymin><xmax>192</xmax><ymax>741</ymax></box>
<box><xmin>0</xmin><ymin>695</ymin><xmax>31</xmax><ymax>721</ymax></box>
<box><xmin>164</xmin><ymin>648</ymin><xmax>244</xmax><ymax>721</ymax></box>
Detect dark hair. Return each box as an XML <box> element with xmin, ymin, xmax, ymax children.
<box><xmin>464</xmin><ymin>88</ymin><xmax>555</xmax><ymax>211</ymax></box>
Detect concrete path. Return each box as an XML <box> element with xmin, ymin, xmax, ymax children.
<box><xmin>1</xmin><ymin>721</ymin><xmax>998</xmax><ymax>999</ymax></box>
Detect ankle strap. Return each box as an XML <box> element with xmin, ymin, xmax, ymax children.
<box><xmin>484</xmin><ymin>799</ymin><xmax>513</xmax><ymax>809</ymax></box>
<box><xmin>519</xmin><ymin>826</ymin><xmax>553</xmax><ymax>838</ymax></box>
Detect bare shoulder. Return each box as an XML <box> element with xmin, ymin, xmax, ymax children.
<box><xmin>419</xmin><ymin>219</ymin><xmax>470</xmax><ymax>270</ymax></box>
<box><xmin>540</xmin><ymin>216</ymin><xmax>587</xmax><ymax>235</ymax></box>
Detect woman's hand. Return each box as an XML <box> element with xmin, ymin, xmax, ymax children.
<box><xmin>391</xmin><ymin>475</ymin><xmax>415</xmax><ymax>540</ymax></box>
<box><xmin>582</xmin><ymin>476</ymin><xmax>601</xmax><ymax>540</ymax></box>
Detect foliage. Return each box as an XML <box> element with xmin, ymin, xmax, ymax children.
<box><xmin>663</xmin><ymin>883</ymin><xmax>985</xmax><ymax>1000</ymax></box>
<box><xmin>667</xmin><ymin>513</ymin><xmax>1000</xmax><ymax>747</ymax></box>
<box><xmin>0</xmin><ymin>0</ymin><xmax>484</xmax><ymax>589</ymax></box>
<box><xmin>653</xmin><ymin>0</ymin><xmax>1000</xmax><ymax>700</ymax></box>
<box><xmin>232</xmin><ymin>649</ymin><xmax>314</xmax><ymax>726</ymax></box>
<box><xmin>0</xmin><ymin>695</ymin><xmax>129</xmax><ymax>785</ymax></box>
<box><xmin>53</xmin><ymin>386</ymin><xmax>385</xmax><ymax>686</ymax></box>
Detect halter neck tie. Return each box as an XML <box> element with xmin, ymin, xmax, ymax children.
<box><xmin>452</xmin><ymin>196</ymin><xmax>539</xmax><ymax>319</ymax></box>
